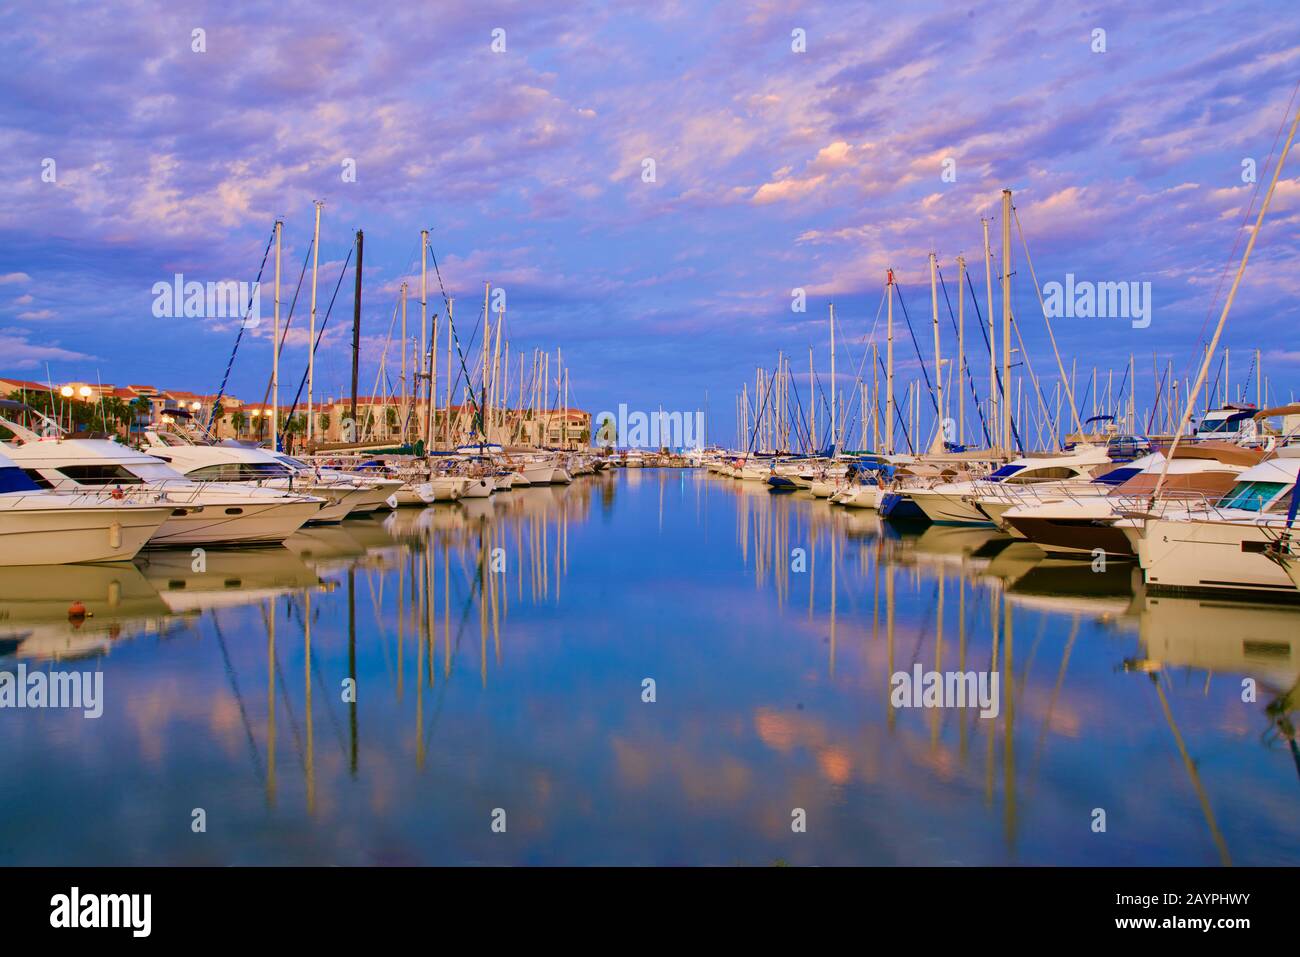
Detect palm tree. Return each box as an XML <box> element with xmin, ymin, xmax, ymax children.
<box><xmin>129</xmin><ymin>396</ymin><xmax>153</xmax><ymax>432</ymax></box>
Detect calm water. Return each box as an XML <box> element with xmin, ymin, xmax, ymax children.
<box><xmin>1</xmin><ymin>468</ymin><xmax>1297</xmax><ymax>866</ymax></box>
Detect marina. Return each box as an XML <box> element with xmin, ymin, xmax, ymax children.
<box><xmin>1</xmin><ymin>467</ymin><xmax>1296</xmax><ymax>866</ymax></box>
<box><xmin>4</xmin><ymin>0</ymin><xmax>1300</xmax><ymax>924</ymax></box>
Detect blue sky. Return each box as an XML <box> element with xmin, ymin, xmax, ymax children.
<box><xmin>1</xmin><ymin>0</ymin><xmax>1299</xmax><ymax>442</ymax></box>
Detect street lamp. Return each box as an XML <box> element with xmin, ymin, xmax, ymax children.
<box><xmin>78</xmin><ymin>386</ymin><xmax>92</xmax><ymax>400</ymax></box>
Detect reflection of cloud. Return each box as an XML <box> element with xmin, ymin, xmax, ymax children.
<box><xmin>611</xmin><ymin>735</ymin><xmax>752</xmax><ymax>803</ymax></box>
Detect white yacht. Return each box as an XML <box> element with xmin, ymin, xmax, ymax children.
<box><xmin>139</xmin><ymin>428</ymin><xmax>371</xmax><ymax>523</ymax></box>
<box><xmin>0</xmin><ymin>447</ymin><xmax>172</xmax><ymax>566</ymax></box>
<box><xmin>1</xmin><ymin>414</ymin><xmax>325</xmax><ymax>546</ymax></box>
<box><xmin>909</xmin><ymin>446</ymin><xmax>1112</xmax><ymax>525</ymax></box>
<box><xmin>272</xmin><ymin>453</ymin><xmax>402</xmax><ymax>513</ymax></box>
<box><xmin>999</xmin><ymin>443</ymin><xmax>1260</xmax><ymax>556</ymax></box>
<box><xmin>1129</xmin><ymin>448</ymin><xmax>1300</xmax><ymax>597</ymax></box>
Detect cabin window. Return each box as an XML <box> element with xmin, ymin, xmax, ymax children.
<box><xmin>1217</xmin><ymin>480</ymin><xmax>1287</xmax><ymax>512</ymax></box>
<box><xmin>20</xmin><ymin>469</ymin><xmax>53</xmax><ymax>489</ymax></box>
<box><xmin>188</xmin><ymin>463</ymin><xmax>292</xmax><ymax>481</ymax></box>
<box><xmin>1004</xmin><ymin>466</ymin><xmax>1077</xmax><ymax>484</ymax></box>
<box><xmin>54</xmin><ymin>464</ymin><xmax>143</xmax><ymax>485</ymax></box>
<box><xmin>988</xmin><ymin>465</ymin><xmax>1024</xmax><ymax>480</ymax></box>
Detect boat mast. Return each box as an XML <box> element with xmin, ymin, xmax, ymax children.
<box><xmin>272</xmin><ymin>218</ymin><xmax>282</xmax><ymax>452</ymax></box>
<box><xmin>350</xmin><ymin>229</ymin><xmax>363</xmax><ymax>443</ymax></box>
<box><xmin>307</xmin><ymin>199</ymin><xmax>322</xmax><ymax>444</ymax></box>
<box><xmin>929</xmin><ymin>251</ymin><xmax>943</xmax><ymax>452</ymax></box>
<box><xmin>829</xmin><ymin>303</ymin><xmax>836</xmax><ymax>455</ymax></box>
<box><xmin>871</xmin><ymin>342</ymin><xmax>879</xmax><ymax>451</ymax></box>
<box><xmin>445</xmin><ymin>298</ymin><xmax>454</xmax><ymax>449</ymax></box>
<box><xmin>400</xmin><ymin>282</ymin><xmax>408</xmax><ymax>443</ymax></box>
<box><xmin>1000</xmin><ymin>190</ymin><xmax>1012</xmax><ymax>454</ymax></box>
<box><xmin>982</xmin><ymin>217</ymin><xmax>997</xmax><ymax>452</ymax></box>
<box><xmin>1154</xmin><ymin>96</ymin><xmax>1300</xmax><ymax>496</ymax></box>
<box><xmin>420</xmin><ymin>229</ymin><xmax>429</xmax><ymax>438</ymax></box>
<box><xmin>957</xmin><ymin>255</ymin><xmax>966</xmax><ymax>447</ymax></box>
<box><xmin>886</xmin><ymin>271</ymin><xmax>895</xmax><ymax>456</ymax></box>
<box><xmin>809</xmin><ymin>347</ymin><xmax>816</xmax><ymax>452</ymax></box>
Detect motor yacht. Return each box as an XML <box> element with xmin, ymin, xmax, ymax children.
<box><xmin>0</xmin><ymin>446</ymin><xmax>172</xmax><ymax>566</ymax></box>
<box><xmin>908</xmin><ymin>446</ymin><xmax>1112</xmax><ymax>525</ymax></box>
<box><xmin>139</xmin><ymin>427</ymin><xmax>371</xmax><ymax>523</ymax></box>
<box><xmin>1128</xmin><ymin>448</ymin><xmax>1300</xmax><ymax>597</ymax></box>
<box><xmin>2</xmin><ymin>412</ymin><xmax>325</xmax><ymax>546</ymax></box>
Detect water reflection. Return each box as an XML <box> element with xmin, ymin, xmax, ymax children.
<box><xmin>0</xmin><ymin>468</ymin><xmax>1295</xmax><ymax>865</ymax></box>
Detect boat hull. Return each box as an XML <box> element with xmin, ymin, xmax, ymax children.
<box><xmin>1137</xmin><ymin>516</ymin><xmax>1298</xmax><ymax>598</ymax></box>
<box><xmin>148</xmin><ymin>498</ymin><xmax>323</xmax><ymax>547</ymax></box>
<box><xmin>0</xmin><ymin>498</ymin><xmax>171</xmax><ymax>566</ymax></box>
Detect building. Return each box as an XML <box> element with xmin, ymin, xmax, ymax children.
<box><xmin>1</xmin><ymin>374</ymin><xmax>591</xmax><ymax>449</ymax></box>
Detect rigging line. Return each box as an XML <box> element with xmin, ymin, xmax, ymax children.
<box><xmin>873</xmin><ymin>350</ymin><xmax>914</xmax><ymax>454</ymax></box>
<box><xmin>1183</xmin><ymin>78</ymin><xmax>1300</xmax><ymax>387</ymax></box>
<box><xmin>783</xmin><ymin>365</ymin><xmax>814</xmax><ymax>453</ymax></box>
<box><xmin>1206</xmin><ymin>350</ymin><xmax>1227</xmax><ymax>408</ymax></box>
<box><xmin>1154</xmin><ymin>91</ymin><xmax>1300</xmax><ymax>501</ymax></box>
<box><xmin>1145</xmin><ymin>362</ymin><xmax>1169</xmax><ymax>434</ymax></box>
<box><xmin>891</xmin><ymin>280</ymin><xmax>940</xmax><ymax>414</ymax></box>
<box><xmin>209</xmin><ymin>223</ymin><xmax>277</xmax><ymax>431</ymax></box>
<box><xmin>1113</xmin><ymin>361</ymin><xmax>1132</xmax><ymax>424</ymax></box>
<box><xmin>936</xmin><ymin>267</ymin><xmax>993</xmax><ymax>447</ymax></box>
<box><xmin>1012</xmin><ymin>205</ymin><xmax>1085</xmax><ymax>438</ymax></box>
<box><xmin>258</xmin><ymin>237</ymin><xmax>314</xmax><ymax>414</ymax></box>
<box><xmin>962</xmin><ymin>268</ymin><xmax>1011</xmax><ymax>421</ymax></box>
<box><xmin>745</xmin><ymin>364</ymin><xmax>780</xmax><ymax>456</ymax></box>
<box><xmin>440</xmin><ymin>304</ymin><xmax>487</xmax><ymax>439</ymax></box>
<box><xmin>1007</xmin><ymin>310</ymin><xmax>1054</xmax><ymax>450</ymax></box>
<box><xmin>362</xmin><ymin>298</ymin><xmax>401</xmax><ymax>442</ymax></box>
<box><xmin>284</xmin><ymin>246</ymin><xmax>354</xmax><ymax>427</ymax></box>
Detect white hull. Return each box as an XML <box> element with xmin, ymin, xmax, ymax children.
<box><xmin>810</xmin><ymin>480</ymin><xmax>838</xmax><ymax>498</ymax></box>
<box><xmin>839</xmin><ymin>485</ymin><xmax>881</xmax><ymax>509</ymax></box>
<box><xmin>1136</xmin><ymin>514</ymin><xmax>1297</xmax><ymax>597</ymax></box>
<box><xmin>149</xmin><ymin>498</ymin><xmax>323</xmax><ymax>546</ymax></box>
<box><xmin>521</xmin><ymin>464</ymin><xmax>554</xmax><ymax>485</ymax></box>
<box><xmin>911</xmin><ymin>487</ymin><xmax>992</xmax><ymax>525</ymax></box>
<box><xmin>0</xmin><ymin>495</ymin><xmax>171</xmax><ymax>566</ymax></box>
<box><xmin>460</xmin><ymin>476</ymin><xmax>496</xmax><ymax>498</ymax></box>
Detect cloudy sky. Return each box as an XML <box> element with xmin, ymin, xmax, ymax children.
<box><xmin>2</xmin><ymin>0</ymin><xmax>1298</xmax><ymax>443</ymax></box>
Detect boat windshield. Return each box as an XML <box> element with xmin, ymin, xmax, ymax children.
<box><xmin>988</xmin><ymin>464</ymin><xmax>1024</xmax><ymax>481</ymax></box>
<box><xmin>1199</xmin><ymin>413</ymin><xmax>1250</xmax><ymax>434</ymax></box>
<box><xmin>1216</xmin><ymin>480</ymin><xmax>1288</xmax><ymax>512</ymax></box>
<box><xmin>1092</xmin><ymin>466</ymin><xmax>1142</xmax><ymax>486</ymax></box>
<box><xmin>0</xmin><ymin>465</ymin><xmax>40</xmax><ymax>493</ymax></box>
